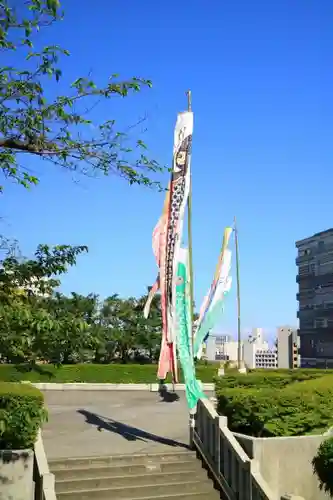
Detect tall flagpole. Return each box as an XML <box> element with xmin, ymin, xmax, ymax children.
<box><xmin>186</xmin><ymin>90</ymin><xmax>195</xmax><ymax>351</ymax></box>
<box><xmin>186</xmin><ymin>90</ymin><xmax>196</xmax><ymax>449</ymax></box>
<box><xmin>234</xmin><ymin>216</ymin><xmax>242</xmax><ymax>369</ymax></box>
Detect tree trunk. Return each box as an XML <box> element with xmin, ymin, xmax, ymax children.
<box><xmin>121</xmin><ymin>347</ymin><xmax>129</xmax><ymax>364</ymax></box>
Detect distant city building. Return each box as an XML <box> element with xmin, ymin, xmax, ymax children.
<box><xmin>276</xmin><ymin>326</ymin><xmax>299</xmax><ymax>369</ymax></box>
<box><xmin>2</xmin><ymin>270</ymin><xmax>51</xmax><ymax>298</ymax></box>
<box><xmin>215</xmin><ymin>334</ymin><xmax>231</xmax><ymax>345</ymax></box>
<box><xmin>254</xmin><ymin>349</ymin><xmax>277</xmax><ymax>369</ymax></box>
<box><xmin>205</xmin><ymin>334</ymin><xmax>241</xmax><ymax>362</ymax></box>
<box><xmin>248</xmin><ymin>327</ymin><xmax>264</xmax><ymax>343</ymax></box>
<box><xmin>243</xmin><ymin>329</ymin><xmax>277</xmax><ymax>369</ymax></box>
<box><xmin>20</xmin><ymin>276</ymin><xmax>51</xmax><ymax>297</ymax></box>
<box><xmin>296</xmin><ymin>229</ymin><xmax>333</xmax><ymax>368</ymax></box>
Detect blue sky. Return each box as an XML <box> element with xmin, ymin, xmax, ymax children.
<box><xmin>3</xmin><ymin>0</ymin><xmax>333</xmax><ymax>340</ymax></box>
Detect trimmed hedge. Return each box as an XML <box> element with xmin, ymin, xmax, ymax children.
<box><xmin>0</xmin><ymin>363</ymin><xmax>218</xmax><ymax>383</ymax></box>
<box><xmin>217</xmin><ymin>374</ymin><xmax>333</xmax><ymax>437</ymax></box>
<box><xmin>215</xmin><ymin>369</ymin><xmax>332</xmax><ymax>391</ymax></box>
<box><xmin>0</xmin><ymin>364</ymin><xmax>329</xmax><ymax>385</ymax></box>
<box><xmin>0</xmin><ymin>383</ymin><xmax>47</xmax><ymax>450</ymax></box>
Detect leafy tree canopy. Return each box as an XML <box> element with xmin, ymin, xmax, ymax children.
<box><xmin>0</xmin><ymin>243</ymin><xmax>89</xmax><ymax>363</ymax></box>
<box><xmin>0</xmin><ymin>243</ymin><xmax>163</xmax><ymax>365</ymax></box>
<box><xmin>0</xmin><ymin>0</ymin><xmax>163</xmax><ymax>193</ymax></box>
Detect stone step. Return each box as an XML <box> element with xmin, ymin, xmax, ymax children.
<box><xmin>49</xmin><ymin>450</ymin><xmax>196</xmax><ymax>470</ymax></box>
<box><xmin>120</xmin><ymin>495</ymin><xmax>221</xmax><ymax>500</ymax></box>
<box><xmin>58</xmin><ymin>493</ymin><xmax>220</xmax><ymax>500</ymax></box>
<box><xmin>52</xmin><ymin>459</ymin><xmax>202</xmax><ymax>481</ymax></box>
<box><xmin>56</xmin><ymin>469</ymin><xmax>208</xmax><ymax>494</ymax></box>
<box><xmin>56</xmin><ymin>479</ymin><xmax>216</xmax><ymax>499</ymax></box>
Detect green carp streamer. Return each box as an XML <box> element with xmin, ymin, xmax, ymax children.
<box><xmin>176</xmin><ymin>252</ymin><xmax>206</xmax><ymax>410</ymax></box>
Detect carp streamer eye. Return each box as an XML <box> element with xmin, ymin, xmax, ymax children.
<box><xmin>176</xmin><ymin>151</ymin><xmax>186</xmax><ymax>167</ymax></box>
<box><xmin>176</xmin><ymin>276</ymin><xmax>184</xmax><ymax>285</ymax></box>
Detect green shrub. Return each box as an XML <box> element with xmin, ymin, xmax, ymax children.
<box><xmin>0</xmin><ymin>364</ymin><xmax>330</xmax><ymax>385</ymax></box>
<box><xmin>312</xmin><ymin>437</ymin><xmax>333</xmax><ymax>498</ymax></box>
<box><xmin>0</xmin><ymin>363</ymin><xmax>217</xmax><ymax>384</ymax></box>
<box><xmin>217</xmin><ymin>375</ymin><xmax>333</xmax><ymax>437</ymax></box>
<box><xmin>215</xmin><ymin>369</ymin><xmax>330</xmax><ymax>392</ymax></box>
<box><xmin>0</xmin><ymin>383</ymin><xmax>47</xmax><ymax>450</ymax></box>
<box><xmin>249</xmin><ymin>368</ymin><xmax>333</xmax><ymax>375</ymax></box>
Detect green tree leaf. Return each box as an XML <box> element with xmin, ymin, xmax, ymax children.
<box><xmin>0</xmin><ymin>0</ymin><xmax>165</xmax><ymax>193</ymax></box>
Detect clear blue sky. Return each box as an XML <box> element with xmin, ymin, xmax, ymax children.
<box><xmin>3</xmin><ymin>0</ymin><xmax>333</xmax><ymax>339</ymax></box>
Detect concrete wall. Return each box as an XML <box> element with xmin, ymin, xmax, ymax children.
<box><xmin>233</xmin><ymin>432</ymin><xmax>330</xmax><ymax>500</ymax></box>
<box><xmin>0</xmin><ymin>449</ymin><xmax>34</xmax><ymax>500</ymax></box>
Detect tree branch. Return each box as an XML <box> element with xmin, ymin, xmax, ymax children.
<box><xmin>0</xmin><ymin>138</ymin><xmax>45</xmax><ymax>154</ymax></box>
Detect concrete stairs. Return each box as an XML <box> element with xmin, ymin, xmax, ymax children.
<box><xmin>49</xmin><ymin>450</ymin><xmax>221</xmax><ymax>500</ymax></box>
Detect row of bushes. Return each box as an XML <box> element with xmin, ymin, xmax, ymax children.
<box><xmin>216</xmin><ymin>372</ymin><xmax>333</xmax><ymax>437</ymax></box>
<box><xmin>2</xmin><ymin>364</ymin><xmax>332</xmax><ymax>385</ymax></box>
<box><xmin>216</xmin><ymin>370</ymin><xmax>333</xmax><ymax>497</ymax></box>
<box><xmin>0</xmin><ymin>362</ymin><xmax>219</xmax><ymax>383</ymax></box>
<box><xmin>215</xmin><ymin>368</ymin><xmax>333</xmax><ymax>391</ymax></box>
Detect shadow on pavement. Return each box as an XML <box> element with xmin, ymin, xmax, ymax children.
<box><xmin>158</xmin><ymin>385</ymin><xmax>180</xmax><ymax>403</ymax></box>
<box><xmin>77</xmin><ymin>409</ymin><xmax>189</xmax><ymax>449</ymax></box>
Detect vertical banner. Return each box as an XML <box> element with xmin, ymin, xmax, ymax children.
<box><xmin>194</xmin><ymin>227</ymin><xmax>233</xmax><ymax>358</ymax></box>
<box><xmin>176</xmin><ymin>248</ymin><xmax>206</xmax><ymax>409</ymax></box>
<box><xmin>144</xmin><ymin>111</ymin><xmax>193</xmax><ymax>382</ymax></box>
<box><xmin>194</xmin><ymin>248</ymin><xmax>232</xmax><ymax>358</ymax></box>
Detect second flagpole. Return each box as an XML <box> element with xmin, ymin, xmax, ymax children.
<box><xmin>234</xmin><ymin>216</ymin><xmax>242</xmax><ymax>369</ymax></box>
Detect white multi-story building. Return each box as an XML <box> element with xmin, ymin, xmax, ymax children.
<box><xmin>205</xmin><ymin>334</ymin><xmax>242</xmax><ymax>362</ymax></box>
<box><xmin>205</xmin><ymin>328</ymin><xmax>279</xmax><ymax>368</ymax></box>
<box><xmin>254</xmin><ymin>348</ymin><xmax>277</xmax><ymax>369</ymax></box>
<box><xmin>243</xmin><ymin>328</ymin><xmax>277</xmax><ymax>369</ymax></box>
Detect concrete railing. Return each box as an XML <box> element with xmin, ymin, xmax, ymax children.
<box><xmin>33</xmin><ymin>430</ymin><xmax>57</xmax><ymax>500</ymax></box>
<box><xmin>193</xmin><ymin>398</ymin><xmax>274</xmax><ymax>500</ymax></box>
<box><xmin>193</xmin><ymin>398</ymin><xmax>307</xmax><ymax>500</ymax></box>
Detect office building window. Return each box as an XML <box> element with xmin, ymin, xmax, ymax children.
<box><xmin>314</xmin><ymin>318</ymin><xmax>327</xmax><ymax>328</ymax></box>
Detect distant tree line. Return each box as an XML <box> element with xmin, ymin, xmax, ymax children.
<box><xmin>0</xmin><ymin>244</ymin><xmax>162</xmax><ymax>365</ymax></box>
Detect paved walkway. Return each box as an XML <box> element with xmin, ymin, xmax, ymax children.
<box><xmin>42</xmin><ymin>391</ymin><xmax>212</xmax><ymax>459</ymax></box>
